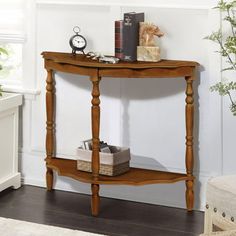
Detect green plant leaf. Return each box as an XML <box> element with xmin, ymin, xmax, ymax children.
<box><xmin>204</xmin><ymin>30</ymin><xmax>222</xmax><ymax>42</ymax></box>
<box><xmin>224</xmin><ymin>16</ymin><xmax>236</xmax><ymax>27</ymax></box>
<box><xmin>208</xmin><ymin>0</ymin><xmax>236</xmax><ymax>116</ymax></box>
<box><xmin>214</xmin><ymin>0</ymin><xmax>233</xmax><ymax>11</ymax></box>
<box><xmin>221</xmin><ymin>66</ymin><xmax>234</xmax><ymax>71</ymax></box>
<box><xmin>0</xmin><ymin>48</ymin><xmax>8</xmax><ymax>55</ymax></box>
<box><xmin>210</xmin><ymin>81</ymin><xmax>236</xmax><ymax>95</ymax></box>
<box><xmin>230</xmin><ymin>103</ymin><xmax>236</xmax><ymax>115</ymax></box>
<box><xmin>224</xmin><ymin>36</ymin><xmax>236</xmax><ymax>54</ymax></box>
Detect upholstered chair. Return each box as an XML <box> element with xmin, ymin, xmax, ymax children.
<box><xmin>202</xmin><ymin>175</ymin><xmax>236</xmax><ymax>235</ymax></box>
<box><xmin>200</xmin><ymin>230</ymin><xmax>236</xmax><ymax>235</ymax></box>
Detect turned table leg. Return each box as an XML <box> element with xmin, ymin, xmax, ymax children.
<box><xmin>90</xmin><ymin>73</ymin><xmax>101</xmax><ymax>216</ymax></box>
<box><xmin>45</xmin><ymin>69</ymin><xmax>55</xmax><ymax>191</ymax></box>
<box><xmin>91</xmin><ymin>184</ymin><xmax>100</xmax><ymax>216</ymax></box>
<box><xmin>185</xmin><ymin>76</ymin><xmax>194</xmax><ymax>211</ymax></box>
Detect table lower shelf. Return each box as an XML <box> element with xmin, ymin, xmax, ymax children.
<box><xmin>46</xmin><ymin>158</ymin><xmax>193</xmax><ymax>186</ymax></box>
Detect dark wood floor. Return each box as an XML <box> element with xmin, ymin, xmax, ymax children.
<box><xmin>0</xmin><ymin>185</ymin><xmax>203</xmax><ymax>236</ymax></box>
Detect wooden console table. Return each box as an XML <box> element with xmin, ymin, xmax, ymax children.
<box><xmin>42</xmin><ymin>51</ymin><xmax>199</xmax><ymax>216</ymax></box>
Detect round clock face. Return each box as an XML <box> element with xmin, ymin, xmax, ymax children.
<box><xmin>71</xmin><ymin>35</ymin><xmax>86</xmax><ymax>49</ymax></box>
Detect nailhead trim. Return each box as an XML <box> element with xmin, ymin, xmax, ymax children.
<box><xmin>231</xmin><ymin>217</ymin><xmax>234</xmax><ymax>222</ymax></box>
<box><xmin>222</xmin><ymin>212</ymin><xmax>226</xmax><ymax>217</ymax></box>
<box><xmin>214</xmin><ymin>208</ymin><xmax>217</xmax><ymax>212</ymax></box>
<box><xmin>206</xmin><ymin>204</ymin><xmax>209</xmax><ymax>209</ymax></box>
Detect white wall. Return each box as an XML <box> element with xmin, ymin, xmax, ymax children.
<box><xmin>19</xmin><ymin>0</ymin><xmax>232</xmax><ymax>211</ymax></box>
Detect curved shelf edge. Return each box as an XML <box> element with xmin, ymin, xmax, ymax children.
<box><xmin>42</xmin><ymin>51</ymin><xmax>199</xmax><ymax>69</ymax></box>
<box><xmin>46</xmin><ymin>158</ymin><xmax>193</xmax><ymax>186</ymax></box>
<box><xmin>47</xmin><ymin>158</ymin><xmax>93</xmax><ymax>184</ymax></box>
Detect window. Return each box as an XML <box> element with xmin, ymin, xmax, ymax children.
<box><xmin>0</xmin><ymin>0</ymin><xmax>25</xmax><ymax>87</ymax></box>
<box><xmin>0</xmin><ymin>43</ymin><xmax>22</xmax><ymax>85</ymax></box>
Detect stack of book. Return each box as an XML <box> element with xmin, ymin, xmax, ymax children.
<box><xmin>80</xmin><ymin>139</ymin><xmax>111</xmax><ymax>153</ymax></box>
<box><xmin>115</xmin><ymin>12</ymin><xmax>144</xmax><ymax>62</ymax></box>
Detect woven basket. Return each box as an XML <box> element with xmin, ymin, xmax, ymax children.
<box><xmin>76</xmin><ymin>145</ymin><xmax>130</xmax><ymax>176</ymax></box>
<box><xmin>77</xmin><ymin>160</ymin><xmax>130</xmax><ymax>176</ymax></box>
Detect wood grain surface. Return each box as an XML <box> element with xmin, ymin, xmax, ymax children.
<box><xmin>42</xmin><ymin>51</ymin><xmax>199</xmax><ymax>215</ymax></box>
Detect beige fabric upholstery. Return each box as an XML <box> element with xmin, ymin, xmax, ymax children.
<box><xmin>200</xmin><ymin>230</ymin><xmax>236</xmax><ymax>235</ymax></box>
<box><xmin>203</xmin><ymin>175</ymin><xmax>236</xmax><ymax>235</ymax></box>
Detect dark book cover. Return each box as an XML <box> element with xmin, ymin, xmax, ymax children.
<box><xmin>115</xmin><ymin>20</ymin><xmax>124</xmax><ymax>59</ymax></box>
<box><xmin>123</xmin><ymin>12</ymin><xmax>144</xmax><ymax>61</ymax></box>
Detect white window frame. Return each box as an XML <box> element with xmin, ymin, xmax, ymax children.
<box><xmin>1</xmin><ymin>0</ymin><xmax>40</xmax><ymax>98</ymax></box>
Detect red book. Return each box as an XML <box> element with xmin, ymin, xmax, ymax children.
<box><xmin>115</xmin><ymin>20</ymin><xmax>123</xmax><ymax>59</ymax></box>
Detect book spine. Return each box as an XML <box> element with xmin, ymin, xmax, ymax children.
<box><xmin>123</xmin><ymin>12</ymin><xmax>144</xmax><ymax>62</ymax></box>
<box><xmin>115</xmin><ymin>20</ymin><xmax>123</xmax><ymax>59</ymax></box>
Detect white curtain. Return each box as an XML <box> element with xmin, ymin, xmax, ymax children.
<box><xmin>0</xmin><ymin>0</ymin><xmax>26</xmax><ymax>43</ymax></box>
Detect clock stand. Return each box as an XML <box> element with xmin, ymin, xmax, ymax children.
<box><xmin>42</xmin><ymin>51</ymin><xmax>199</xmax><ymax>216</ymax></box>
